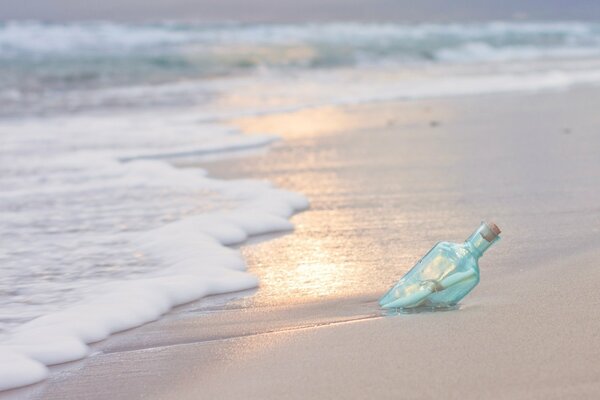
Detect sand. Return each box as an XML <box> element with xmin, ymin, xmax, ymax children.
<box><xmin>3</xmin><ymin>87</ymin><xmax>600</xmax><ymax>399</ymax></box>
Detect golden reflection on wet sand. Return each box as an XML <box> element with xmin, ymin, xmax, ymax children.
<box><xmin>234</xmin><ymin>103</ymin><xmax>454</xmax><ymax>140</ymax></box>
<box><xmin>226</xmin><ymin>102</ymin><xmax>461</xmax><ymax>306</ymax></box>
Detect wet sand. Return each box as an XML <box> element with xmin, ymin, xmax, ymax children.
<box><xmin>3</xmin><ymin>87</ymin><xmax>600</xmax><ymax>399</ymax></box>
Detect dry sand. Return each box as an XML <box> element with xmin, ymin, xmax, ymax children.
<box><xmin>3</xmin><ymin>88</ymin><xmax>600</xmax><ymax>399</ymax></box>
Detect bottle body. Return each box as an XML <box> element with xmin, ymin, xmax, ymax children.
<box><xmin>379</xmin><ymin>222</ymin><xmax>499</xmax><ymax>310</ymax></box>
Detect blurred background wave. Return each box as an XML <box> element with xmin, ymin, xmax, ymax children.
<box><xmin>3</xmin><ymin>20</ymin><xmax>600</xmax><ymax>116</ymax></box>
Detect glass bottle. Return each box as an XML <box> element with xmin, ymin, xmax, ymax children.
<box><xmin>379</xmin><ymin>222</ymin><xmax>501</xmax><ymax>310</ymax></box>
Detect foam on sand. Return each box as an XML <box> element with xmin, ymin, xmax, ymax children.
<box><xmin>0</xmin><ymin>167</ymin><xmax>308</xmax><ymax>391</ymax></box>
<box><xmin>0</xmin><ymin>112</ymin><xmax>308</xmax><ymax>391</ymax></box>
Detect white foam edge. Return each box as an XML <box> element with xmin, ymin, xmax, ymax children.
<box><xmin>0</xmin><ymin>170</ymin><xmax>309</xmax><ymax>392</ymax></box>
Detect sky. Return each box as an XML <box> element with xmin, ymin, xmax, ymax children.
<box><xmin>1</xmin><ymin>0</ymin><xmax>600</xmax><ymax>22</ymax></box>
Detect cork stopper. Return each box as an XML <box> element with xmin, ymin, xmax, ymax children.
<box><xmin>481</xmin><ymin>221</ymin><xmax>501</xmax><ymax>242</ymax></box>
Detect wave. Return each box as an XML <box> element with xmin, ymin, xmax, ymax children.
<box><xmin>2</xmin><ymin>20</ymin><xmax>599</xmax><ymax>57</ymax></box>
<box><xmin>0</xmin><ymin>109</ymin><xmax>308</xmax><ymax>391</ymax></box>
<box><xmin>2</xmin><ymin>21</ymin><xmax>600</xmax><ymax>94</ymax></box>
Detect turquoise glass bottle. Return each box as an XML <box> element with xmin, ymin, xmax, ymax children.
<box><xmin>379</xmin><ymin>222</ymin><xmax>501</xmax><ymax>310</ymax></box>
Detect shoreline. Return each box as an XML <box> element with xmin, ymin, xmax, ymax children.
<box><xmin>3</xmin><ymin>87</ymin><xmax>600</xmax><ymax>399</ymax></box>
<box><xmin>0</xmin><ymin>108</ymin><xmax>309</xmax><ymax>392</ymax></box>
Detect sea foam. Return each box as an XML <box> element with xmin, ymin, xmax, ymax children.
<box><xmin>0</xmin><ymin>189</ymin><xmax>307</xmax><ymax>391</ymax></box>
<box><xmin>0</xmin><ymin>111</ymin><xmax>308</xmax><ymax>391</ymax></box>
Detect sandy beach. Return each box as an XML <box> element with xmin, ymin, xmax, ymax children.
<box><xmin>3</xmin><ymin>86</ymin><xmax>600</xmax><ymax>399</ymax></box>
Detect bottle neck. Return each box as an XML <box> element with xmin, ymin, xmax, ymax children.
<box><xmin>464</xmin><ymin>222</ymin><xmax>500</xmax><ymax>258</ymax></box>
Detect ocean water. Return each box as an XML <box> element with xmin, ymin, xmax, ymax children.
<box><xmin>2</xmin><ymin>20</ymin><xmax>600</xmax><ymax>390</ymax></box>
<box><xmin>4</xmin><ymin>21</ymin><xmax>600</xmax><ymax>116</ymax></box>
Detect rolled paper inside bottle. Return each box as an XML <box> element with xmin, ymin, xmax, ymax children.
<box><xmin>381</xmin><ymin>285</ymin><xmax>433</xmax><ymax>309</ymax></box>
<box><xmin>438</xmin><ymin>269</ymin><xmax>477</xmax><ymax>289</ymax></box>
<box><xmin>382</xmin><ymin>270</ymin><xmax>478</xmax><ymax>309</ymax></box>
